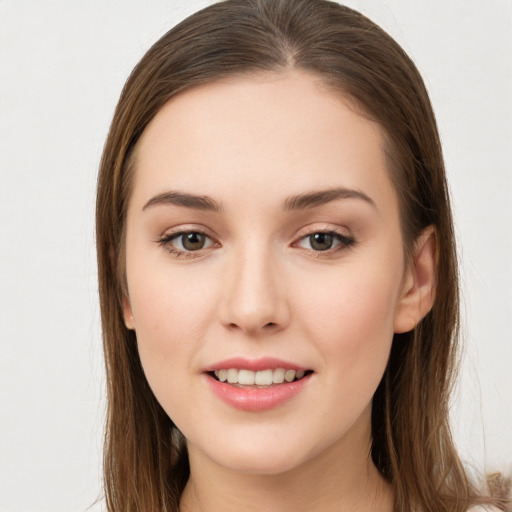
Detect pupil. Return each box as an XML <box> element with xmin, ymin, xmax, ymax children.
<box><xmin>310</xmin><ymin>233</ymin><xmax>333</xmax><ymax>251</ymax></box>
<box><xmin>183</xmin><ymin>233</ymin><xmax>205</xmax><ymax>250</ymax></box>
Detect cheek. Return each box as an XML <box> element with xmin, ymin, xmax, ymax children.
<box><xmin>297</xmin><ymin>255</ymin><xmax>403</xmax><ymax>384</ymax></box>
<box><xmin>124</xmin><ymin>245</ymin><xmax>219</xmax><ymax>405</ymax></box>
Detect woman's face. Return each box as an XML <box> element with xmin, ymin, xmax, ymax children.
<box><xmin>123</xmin><ymin>70</ymin><xmax>415</xmax><ymax>475</ymax></box>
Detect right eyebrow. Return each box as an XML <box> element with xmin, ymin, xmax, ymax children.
<box><xmin>142</xmin><ymin>191</ymin><xmax>224</xmax><ymax>213</ymax></box>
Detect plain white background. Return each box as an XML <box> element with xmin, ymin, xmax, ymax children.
<box><xmin>0</xmin><ymin>1</ymin><xmax>510</xmax><ymax>510</ymax></box>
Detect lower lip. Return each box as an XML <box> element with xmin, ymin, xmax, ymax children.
<box><xmin>205</xmin><ymin>373</ymin><xmax>312</xmax><ymax>412</ymax></box>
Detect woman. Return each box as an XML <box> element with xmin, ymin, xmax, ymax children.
<box><xmin>95</xmin><ymin>0</ymin><xmax>508</xmax><ymax>510</ymax></box>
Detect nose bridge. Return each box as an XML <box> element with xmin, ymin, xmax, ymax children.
<box><xmin>219</xmin><ymin>237</ymin><xmax>289</xmax><ymax>334</ymax></box>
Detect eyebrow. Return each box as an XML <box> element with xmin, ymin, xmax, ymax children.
<box><xmin>282</xmin><ymin>187</ymin><xmax>375</xmax><ymax>211</ymax></box>
<box><xmin>143</xmin><ymin>191</ymin><xmax>223</xmax><ymax>212</ymax></box>
<box><xmin>142</xmin><ymin>187</ymin><xmax>376</xmax><ymax>213</ymax></box>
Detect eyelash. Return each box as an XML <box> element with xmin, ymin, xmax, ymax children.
<box><xmin>297</xmin><ymin>227</ymin><xmax>356</xmax><ymax>257</ymax></box>
<box><xmin>156</xmin><ymin>228</ymin><xmax>356</xmax><ymax>260</ymax></box>
<box><xmin>157</xmin><ymin>230</ymin><xmax>218</xmax><ymax>260</ymax></box>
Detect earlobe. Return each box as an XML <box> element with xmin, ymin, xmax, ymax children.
<box><xmin>122</xmin><ymin>295</ymin><xmax>135</xmax><ymax>330</ymax></box>
<box><xmin>394</xmin><ymin>226</ymin><xmax>437</xmax><ymax>333</ymax></box>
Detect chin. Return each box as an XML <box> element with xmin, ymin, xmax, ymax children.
<box><xmin>214</xmin><ymin>448</ymin><xmax>307</xmax><ymax>476</ymax></box>
<box><xmin>187</xmin><ymin>428</ymin><xmax>325</xmax><ymax>477</ymax></box>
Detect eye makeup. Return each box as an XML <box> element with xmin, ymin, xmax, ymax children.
<box><xmin>155</xmin><ymin>226</ymin><xmax>357</xmax><ymax>260</ymax></box>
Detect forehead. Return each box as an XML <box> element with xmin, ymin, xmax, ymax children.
<box><xmin>130</xmin><ymin>70</ymin><xmax>397</xmax><ymax>218</ymax></box>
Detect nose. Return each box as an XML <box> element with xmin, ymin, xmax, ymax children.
<box><xmin>218</xmin><ymin>241</ymin><xmax>291</xmax><ymax>336</ymax></box>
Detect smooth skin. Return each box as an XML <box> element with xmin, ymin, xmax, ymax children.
<box><xmin>122</xmin><ymin>70</ymin><xmax>436</xmax><ymax>512</ymax></box>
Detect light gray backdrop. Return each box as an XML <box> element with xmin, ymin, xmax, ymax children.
<box><xmin>1</xmin><ymin>1</ymin><xmax>511</xmax><ymax>511</ymax></box>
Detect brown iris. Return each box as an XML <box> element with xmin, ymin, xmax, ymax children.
<box><xmin>309</xmin><ymin>233</ymin><xmax>335</xmax><ymax>251</ymax></box>
<box><xmin>181</xmin><ymin>233</ymin><xmax>207</xmax><ymax>251</ymax></box>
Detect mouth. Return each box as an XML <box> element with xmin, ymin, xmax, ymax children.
<box><xmin>208</xmin><ymin>368</ymin><xmax>314</xmax><ymax>388</ymax></box>
<box><xmin>204</xmin><ymin>359</ymin><xmax>314</xmax><ymax>411</ymax></box>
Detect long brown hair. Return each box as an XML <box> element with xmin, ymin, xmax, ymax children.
<box><xmin>96</xmin><ymin>1</ymin><xmax>506</xmax><ymax>510</ymax></box>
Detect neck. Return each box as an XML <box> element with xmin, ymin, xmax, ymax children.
<box><xmin>179</xmin><ymin>410</ymin><xmax>393</xmax><ymax>512</ymax></box>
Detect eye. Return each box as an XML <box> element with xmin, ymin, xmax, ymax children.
<box><xmin>176</xmin><ymin>232</ymin><xmax>210</xmax><ymax>251</ymax></box>
<box><xmin>157</xmin><ymin>230</ymin><xmax>216</xmax><ymax>259</ymax></box>
<box><xmin>296</xmin><ymin>230</ymin><xmax>355</xmax><ymax>254</ymax></box>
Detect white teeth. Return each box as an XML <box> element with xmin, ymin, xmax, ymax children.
<box><xmin>284</xmin><ymin>370</ymin><xmax>296</xmax><ymax>382</ymax></box>
<box><xmin>272</xmin><ymin>368</ymin><xmax>285</xmax><ymax>384</ymax></box>
<box><xmin>213</xmin><ymin>367</ymin><xmax>306</xmax><ymax>385</ymax></box>
<box><xmin>238</xmin><ymin>369</ymin><xmax>255</xmax><ymax>385</ymax></box>
<box><xmin>227</xmin><ymin>368</ymin><xmax>238</xmax><ymax>384</ymax></box>
<box><xmin>255</xmin><ymin>369</ymin><xmax>273</xmax><ymax>386</ymax></box>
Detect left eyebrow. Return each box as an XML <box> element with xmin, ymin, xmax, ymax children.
<box><xmin>283</xmin><ymin>187</ymin><xmax>376</xmax><ymax>211</ymax></box>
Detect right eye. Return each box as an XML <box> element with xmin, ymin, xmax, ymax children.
<box><xmin>157</xmin><ymin>231</ymin><xmax>216</xmax><ymax>259</ymax></box>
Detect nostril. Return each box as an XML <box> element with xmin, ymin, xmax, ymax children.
<box><xmin>226</xmin><ymin>319</ymin><xmax>278</xmax><ymax>332</ymax></box>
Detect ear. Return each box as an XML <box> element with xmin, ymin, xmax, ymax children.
<box><xmin>394</xmin><ymin>226</ymin><xmax>437</xmax><ymax>333</ymax></box>
<box><xmin>122</xmin><ymin>295</ymin><xmax>136</xmax><ymax>330</ymax></box>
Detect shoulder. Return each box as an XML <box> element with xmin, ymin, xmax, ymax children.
<box><xmin>467</xmin><ymin>507</ymin><xmax>502</xmax><ymax>512</ymax></box>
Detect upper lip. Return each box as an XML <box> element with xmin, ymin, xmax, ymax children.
<box><xmin>203</xmin><ymin>357</ymin><xmax>309</xmax><ymax>373</ymax></box>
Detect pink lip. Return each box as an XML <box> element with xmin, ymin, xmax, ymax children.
<box><xmin>203</xmin><ymin>357</ymin><xmax>313</xmax><ymax>412</ymax></box>
<box><xmin>205</xmin><ymin>373</ymin><xmax>312</xmax><ymax>412</ymax></box>
<box><xmin>203</xmin><ymin>357</ymin><xmax>307</xmax><ymax>372</ymax></box>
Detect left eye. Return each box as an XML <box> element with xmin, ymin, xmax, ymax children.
<box><xmin>296</xmin><ymin>231</ymin><xmax>354</xmax><ymax>252</ymax></box>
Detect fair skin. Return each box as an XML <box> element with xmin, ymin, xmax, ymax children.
<box><xmin>122</xmin><ymin>70</ymin><xmax>436</xmax><ymax>512</ymax></box>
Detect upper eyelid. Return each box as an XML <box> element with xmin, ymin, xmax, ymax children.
<box><xmin>298</xmin><ymin>224</ymin><xmax>351</xmax><ymax>236</ymax></box>
<box><xmin>160</xmin><ymin>224</ymin><xmax>217</xmax><ymax>239</ymax></box>
<box><xmin>159</xmin><ymin>225</ymin><xmax>351</xmax><ymax>240</ymax></box>
<box><xmin>292</xmin><ymin>224</ymin><xmax>354</xmax><ymax>245</ymax></box>
<box><xmin>161</xmin><ymin>229</ymin><xmax>219</xmax><ymax>253</ymax></box>
<box><xmin>159</xmin><ymin>226</ymin><xmax>353</xmax><ymax>252</ymax></box>
<box><xmin>160</xmin><ymin>220</ymin><xmax>351</xmax><ymax>236</ymax></box>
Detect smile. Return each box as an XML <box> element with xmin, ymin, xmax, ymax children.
<box><xmin>204</xmin><ymin>358</ymin><xmax>314</xmax><ymax>411</ymax></box>
<box><xmin>211</xmin><ymin>368</ymin><xmax>308</xmax><ymax>386</ymax></box>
